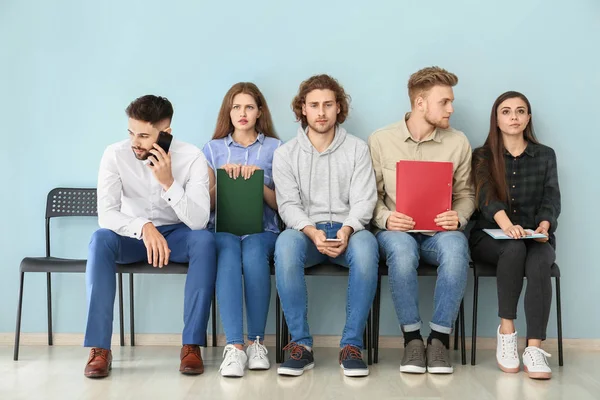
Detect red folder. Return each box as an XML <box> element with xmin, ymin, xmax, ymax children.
<box><xmin>396</xmin><ymin>160</ymin><xmax>453</xmax><ymax>231</ymax></box>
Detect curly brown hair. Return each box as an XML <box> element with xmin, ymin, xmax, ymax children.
<box><xmin>291</xmin><ymin>74</ymin><xmax>350</xmax><ymax>126</ymax></box>
<box><xmin>407</xmin><ymin>66</ymin><xmax>458</xmax><ymax>106</ymax></box>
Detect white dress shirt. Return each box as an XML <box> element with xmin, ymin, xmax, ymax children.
<box><xmin>97</xmin><ymin>138</ymin><xmax>211</xmax><ymax>239</ymax></box>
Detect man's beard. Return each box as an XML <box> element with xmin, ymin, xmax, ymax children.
<box><xmin>132</xmin><ymin>147</ymin><xmax>151</xmax><ymax>160</ymax></box>
<box><xmin>425</xmin><ymin>114</ymin><xmax>450</xmax><ymax>129</ymax></box>
<box><xmin>308</xmin><ymin>120</ymin><xmax>335</xmax><ymax>134</ymax></box>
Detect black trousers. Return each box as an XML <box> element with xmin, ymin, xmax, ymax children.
<box><xmin>470</xmin><ymin>231</ymin><xmax>555</xmax><ymax>340</ymax></box>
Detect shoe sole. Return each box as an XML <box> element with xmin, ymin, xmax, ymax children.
<box><xmin>180</xmin><ymin>369</ymin><xmax>204</xmax><ymax>375</ymax></box>
<box><xmin>498</xmin><ymin>362</ymin><xmax>520</xmax><ymax>373</ymax></box>
<box><xmin>340</xmin><ymin>364</ymin><xmax>369</xmax><ymax>377</ymax></box>
<box><xmin>524</xmin><ymin>366</ymin><xmax>551</xmax><ymax>380</ymax></box>
<box><xmin>427</xmin><ymin>367</ymin><xmax>454</xmax><ymax>374</ymax></box>
<box><xmin>220</xmin><ymin>372</ymin><xmax>244</xmax><ymax>378</ymax></box>
<box><xmin>277</xmin><ymin>362</ymin><xmax>314</xmax><ymax>376</ymax></box>
<box><xmin>84</xmin><ymin>362</ymin><xmax>111</xmax><ymax>378</ymax></box>
<box><xmin>400</xmin><ymin>365</ymin><xmax>426</xmax><ymax>374</ymax></box>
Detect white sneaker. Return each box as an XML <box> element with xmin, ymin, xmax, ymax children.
<box><xmin>219</xmin><ymin>344</ymin><xmax>248</xmax><ymax>377</ymax></box>
<box><xmin>247</xmin><ymin>336</ymin><xmax>270</xmax><ymax>370</ymax></box>
<box><xmin>522</xmin><ymin>346</ymin><xmax>552</xmax><ymax>380</ymax></box>
<box><xmin>496</xmin><ymin>325</ymin><xmax>520</xmax><ymax>373</ymax></box>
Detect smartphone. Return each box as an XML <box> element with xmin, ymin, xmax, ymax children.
<box><xmin>325</xmin><ymin>238</ymin><xmax>342</xmax><ymax>242</ymax></box>
<box><xmin>149</xmin><ymin>131</ymin><xmax>173</xmax><ymax>165</ymax></box>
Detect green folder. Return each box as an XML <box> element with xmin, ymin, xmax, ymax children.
<box><xmin>216</xmin><ymin>169</ymin><xmax>264</xmax><ymax>236</ymax></box>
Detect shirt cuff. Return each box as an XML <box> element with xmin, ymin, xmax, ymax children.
<box><xmin>162</xmin><ymin>180</ymin><xmax>185</xmax><ymax>207</ymax></box>
<box><xmin>128</xmin><ymin>217</ymin><xmax>151</xmax><ymax>240</ymax></box>
<box><xmin>375</xmin><ymin>210</ymin><xmax>393</xmax><ymax>230</ymax></box>
<box><xmin>294</xmin><ymin>220</ymin><xmax>315</xmax><ymax>231</ymax></box>
<box><xmin>342</xmin><ymin>217</ymin><xmax>364</xmax><ymax>233</ymax></box>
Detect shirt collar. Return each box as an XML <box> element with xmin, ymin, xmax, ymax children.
<box><xmin>225</xmin><ymin>132</ymin><xmax>265</xmax><ymax>146</ymax></box>
<box><xmin>400</xmin><ymin>112</ymin><xmax>442</xmax><ymax>143</ymax></box>
<box><xmin>504</xmin><ymin>141</ymin><xmax>537</xmax><ymax>158</ymax></box>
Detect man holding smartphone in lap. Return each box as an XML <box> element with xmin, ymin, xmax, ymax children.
<box><xmin>83</xmin><ymin>95</ymin><xmax>216</xmax><ymax>378</ymax></box>
<box><xmin>273</xmin><ymin>75</ymin><xmax>378</xmax><ymax>377</ymax></box>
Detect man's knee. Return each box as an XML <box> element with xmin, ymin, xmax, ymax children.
<box><xmin>89</xmin><ymin>229</ymin><xmax>119</xmax><ymax>253</ymax></box>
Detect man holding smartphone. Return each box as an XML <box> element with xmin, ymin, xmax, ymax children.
<box><xmin>273</xmin><ymin>75</ymin><xmax>378</xmax><ymax>377</ymax></box>
<box><xmin>83</xmin><ymin>95</ymin><xmax>216</xmax><ymax>378</ymax></box>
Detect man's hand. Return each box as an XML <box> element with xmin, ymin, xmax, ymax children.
<box><xmin>302</xmin><ymin>226</ymin><xmax>342</xmax><ymax>256</ymax></box>
<box><xmin>142</xmin><ymin>223</ymin><xmax>170</xmax><ymax>267</ymax></box>
<box><xmin>148</xmin><ymin>143</ymin><xmax>174</xmax><ymax>190</ymax></box>
<box><xmin>322</xmin><ymin>226</ymin><xmax>353</xmax><ymax>259</ymax></box>
<box><xmin>386</xmin><ymin>212</ymin><xmax>415</xmax><ymax>231</ymax></box>
<box><xmin>435</xmin><ymin>210</ymin><xmax>460</xmax><ymax>231</ymax></box>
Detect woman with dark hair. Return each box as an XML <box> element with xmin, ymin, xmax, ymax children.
<box><xmin>202</xmin><ymin>82</ymin><xmax>282</xmax><ymax>377</ymax></box>
<box><xmin>470</xmin><ymin>91</ymin><xmax>561</xmax><ymax>380</ymax></box>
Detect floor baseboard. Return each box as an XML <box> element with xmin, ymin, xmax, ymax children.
<box><xmin>2</xmin><ymin>333</ymin><xmax>599</xmax><ymax>350</ymax></box>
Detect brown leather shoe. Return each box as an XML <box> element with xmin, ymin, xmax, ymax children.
<box><xmin>180</xmin><ymin>345</ymin><xmax>204</xmax><ymax>375</ymax></box>
<box><xmin>84</xmin><ymin>348</ymin><xmax>112</xmax><ymax>378</ymax></box>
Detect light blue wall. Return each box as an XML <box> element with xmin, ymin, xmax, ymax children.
<box><xmin>1</xmin><ymin>0</ymin><xmax>598</xmax><ymax>340</ymax></box>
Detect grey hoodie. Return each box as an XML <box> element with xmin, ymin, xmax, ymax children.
<box><xmin>273</xmin><ymin>126</ymin><xmax>377</xmax><ymax>232</ymax></box>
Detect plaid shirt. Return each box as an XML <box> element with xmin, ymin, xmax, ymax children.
<box><xmin>472</xmin><ymin>142</ymin><xmax>561</xmax><ymax>234</ymax></box>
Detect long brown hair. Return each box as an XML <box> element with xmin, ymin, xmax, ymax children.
<box><xmin>473</xmin><ymin>91</ymin><xmax>539</xmax><ymax>205</ymax></box>
<box><xmin>212</xmin><ymin>82</ymin><xmax>278</xmax><ymax>139</ymax></box>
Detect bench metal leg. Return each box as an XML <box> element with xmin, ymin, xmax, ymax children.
<box><xmin>118</xmin><ymin>273</ymin><xmax>125</xmax><ymax>346</ymax></box>
<box><xmin>373</xmin><ymin>274</ymin><xmax>381</xmax><ymax>364</ymax></box>
<box><xmin>14</xmin><ymin>272</ymin><xmax>25</xmax><ymax>361</ymax></box>
<box><xmin>471</xmin><ymin>275</ymin><xmax>479</xmax><ymax>365</ymax></box>
<box><xmin>556</xmin><ymin>276</ymin><xmax>563</xmax><ymax>366</ymax></box>
<box><xmin>276</xmin><ymin>293</ymin><xmax>281</xmax><ymax>364</ymax></box>
<box><xmin>129</xmin><ymin>273</ymin><xmax>135</xmax><ymax>346</ymax></box>
<box><xmin>47</xmin><ymin>272</ymin><xmax>53</xmax><ymax>346</ymax></box>
<box><xmin>211</xmin><ymin>290</ymin><xmax>217</xmax><ymax>347</ymax></box>
<box><xmin>460</xmin><ymin>299</ymin><xmax>466</xmax><ymax>365</ymax></box>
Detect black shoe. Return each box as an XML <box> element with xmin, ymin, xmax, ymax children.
<box><xmin>277</xmin><ymin>342</ymin><xmax>314</xmax><ymax>376</ymax></box>
<box><xmin>339</xmin><ymin>345</ymin><xmax>369</xmax><ymax>377</ymax></box>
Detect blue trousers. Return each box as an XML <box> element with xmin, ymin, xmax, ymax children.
<box><xmin>84</xmin><ymin>224</ymin><xmax>217</xmax><ymax>349</ymax></box>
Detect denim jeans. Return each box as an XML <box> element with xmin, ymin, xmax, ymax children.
<box><xmin>84</xmin><ymin>224</ymin><xmax>217</xmax><ymax>349</ymax></box>
<box><xmin>215</xmin><ymin>231</ymin><xmax>278</xmax><ymax>344</ymax></box>
<box><xmin>376</xmin><ymin>230</ymin><xmax>469</xmax><ymax>334</ymax></box>
<box><xmin>274</xmin><ymin>223</ymin><xmax>379</xmax><ymax>348</ymax></box>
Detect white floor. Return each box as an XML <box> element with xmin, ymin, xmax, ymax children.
<box><xmin>2</xmin><ymin>345</ymin><xmax>599</xmax><ymax>400</ymax></box>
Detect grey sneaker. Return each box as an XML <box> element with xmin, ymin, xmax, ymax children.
<box><xmin>426</xmin><ymin>338</ymin><xmax>453</xmax><ymax>374</ymax></box>
<box><xmin>400</xmin><ymin>339</ymin><xmax>426</xmax><ymax>373</ymax></box>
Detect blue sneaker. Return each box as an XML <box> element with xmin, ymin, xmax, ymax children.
<box><xmin>339</xmin><ymin>345</ymin><xmax>369</xmax><ymax>377</ymax></box>
<box><xmin>277</xmin><ymin>343</ymin><xmax>314</xmax><ymax>376</ymax></box>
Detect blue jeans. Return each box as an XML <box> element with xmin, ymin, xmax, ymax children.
<box><xmin>275</xmin><ymin>223</ymin><xmax>379</xmax><ymax>348</ymax></box>
<box><xmin>84</xmin><ymin>224</ymin><xmax>217</xmax><ymax>349</ymax></box>
<box><xmin>376</xmin><ymin>231</ymin><xmax>469</xmax><ymax>334</ymax></box>
<box><xmin>215</xmin><ymin>231</ymin><xmax>277</xmax><ymax>345</ymax></box>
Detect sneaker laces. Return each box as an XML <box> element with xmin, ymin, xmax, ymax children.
<box><xmin>501</xmin><ymin>334</ymin><xmax>519</xmax><ymax>360</ymax></box>
<box><xmin>406</xmin><ymin>343</ymin><xmax>424</xmax><ymax>362</ymax></box>
<box><xmin>429</xmin><ymin>345</ymin><xmax>448</xmax><ymax>364</ymax></box>
<box><xmin>221</xmin><ymin>345</ymin><xmax>243</xmax><ymax>369</ymax></box>
<box><xmin>340</xmin><ymin>345</ymin><xmax>363</xmax><ymax>361</ymax></box>
<box><xmin>525</xmin><ymin>347</ymin><xmax>551</xmax><ymax>366</ymax></box>
<box><xmin>249</xmin><ymin>336</ymin><xmax>268</xmax><ymax>360</ymax></box>
<box><xmin>283</xmin><ymin>342</ymin><xmax>306</xmax><ymax>360</ymax></box>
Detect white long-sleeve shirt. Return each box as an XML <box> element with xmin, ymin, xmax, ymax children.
<box><xmin>97</xmin><ymin>139</ymin><xmax>211</xmax><ymax>239</ymax></box>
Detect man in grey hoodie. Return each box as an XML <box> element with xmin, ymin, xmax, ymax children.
<box><xmin>273</xmin><ymin>74</ymin><xmax>378</xmax><ymax>377</ymax></box>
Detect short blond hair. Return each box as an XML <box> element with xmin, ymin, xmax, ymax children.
<box><xmin>408</xmin><ymin>66</ymin><xmax>458</xmax><ymax>105</ymax></box>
